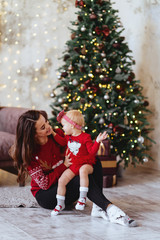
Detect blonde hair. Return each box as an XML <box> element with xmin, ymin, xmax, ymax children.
<box><xmin>66</xmin><ymin>110</ymin><xmax>85</xmax><ymax>127</ymax></box>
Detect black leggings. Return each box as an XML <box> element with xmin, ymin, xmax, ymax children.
<box><xmin>35</xmin><ymin>158</ymin><xmax>112</xmax><ymax>211</ymax></box>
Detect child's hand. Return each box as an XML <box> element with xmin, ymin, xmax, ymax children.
<box><xmin>96</xmin><ymin>131</ymin><xmax>108</xmax><ymax>143</ymax></box>
<box><xmin>50</xmin><ymin>127</ymin><xmax>56</xmax><ymax>137</ymax></box>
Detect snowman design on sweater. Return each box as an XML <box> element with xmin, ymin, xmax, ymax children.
<box><xmin>68</xmin><ymin>140</ymin><xmax>81</xmax><ymax>155</ymax></box>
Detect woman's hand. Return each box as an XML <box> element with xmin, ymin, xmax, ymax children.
<box><xmin>96</xmin><ymin>131</ymin><xmax>109</xmax><ymax>143</ymax></box>
<box><xmin>64</xmin><ymin>149</ymin><xmax>72</xmax><ymax>168</ymax></box>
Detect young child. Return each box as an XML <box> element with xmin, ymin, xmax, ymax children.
<box><xmin>51</xmin><ymin>109</ymin><xmax>108</xmax><ymax>216</ymax></box>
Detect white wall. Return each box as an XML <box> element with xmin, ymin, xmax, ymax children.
<box><xmin>0</xmin><ymin>0</ymin><xmax>159</xmax><ymax>169</ymax></box>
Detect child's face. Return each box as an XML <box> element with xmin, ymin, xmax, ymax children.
<box><xmin>61</xmin><ymin>118</ymin><xmax>73</xmax><ymax>135</ymax></box>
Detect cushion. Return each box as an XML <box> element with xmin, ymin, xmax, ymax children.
<box><xmin>0</xmin><ymin>131</ymin><xmax>15</xmax><ymax>162</ymax></box>
<box><xmin>0</xmin><ymin>107</ymin><xmax>28</xmax><ymax>134</ymax></box>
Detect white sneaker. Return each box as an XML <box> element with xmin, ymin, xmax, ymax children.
<box><xmin>107</xmin><ymin>204</ymin><xmax>137</xmax><ymax>227</ymax></box>
<box><xmin>75</xmin><ymin>197</ymin><xmax>86</xmax><ymax>210</ymax></box>
<box><xmin>51</xmin><ymin>205</ymin><xmax>64</xmax><ymax>216</ymax></box>
<box><xmin>91</xmin><ymin>203</ymin><xmax>109</xmax><ymax>221</ymax></box>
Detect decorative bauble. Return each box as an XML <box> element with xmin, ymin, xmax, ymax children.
<box><xmin>64</xmin><ymin>86</ymin><xmax>69</xmax><ymax>92</ymax></box>
<box><xmin>71</xmin><ymin>32</ymin><xmax>76</xmax><ymax>40</ymax></box>
<box><xmin>61</xmin><ymin>71</ymin><xmax>68</xmax><ymax>78</ymax></box>
<box><xmin>113</xmin><ymin>125</ymin><xmax>123</xmax><ymax>134</ymax></box>
<box><xmin>130</xmin><ymin>72</ymin><xmax>135</xmax><ymax>79</ymax></box>
<box><xmin>101</xmin><ymin>52</ymin><xmax>106</xmax><ymax>58</ymax></box>
<box><xmin>81</xmin><ymin>26</ymin><xmax>86</xmax><ymax>32</ymax></box>
<box><xmin>124</xmin><ymin>115</ymin><xmax>128</xmax><ymax>125</ymax></box>
<box><xmin>58</xmin><ymin>97</ymin><xmax>64</xmax><ymax>103</ymax></box>
<box><xmin>72</xmin><ymin>79</ymin><xmax>79</xmax><ymax>86</ymax></box>
<box><xmin>134</xmin><ymin>99</ymin><xmax>140</xmax><ymax>104</ymax></box>
<box><xmin>143</xmin><ymin>157</ymin><xmax>148</xmax><ymax>163</ymax></box>
<box><xmin>99</xmin><ymin>117</ymin><xmax>105</xmax><ymax>124</ymax></box>
<box><xmin>95</xmin><ymin>68</ymin><xmax>101</xmax><ymax>73</ymax></box>
<box><xmin>90</xmin><ymin>13</ymin><xmax>97</xmax><ymax>20</ymax></box>
<box><xmin>77</xmin><ymin>15</ymin><xmax>83</xmax><ymax>22</ymax></box>
<box><xmin>89</xmin><ymin>94</ymin><xmax>94</xmax><ymax>99</ymax></box>
<box><xmin>68</xmin><ymin>64</ymin><xmax>74</xmax><ymax>71</ymax></box>
<box><xmin>100</xmin><ymin>74</ymin><xmax>104</xmax><ymax>79</ymax></box>
<box><xmin>98</xmin><ymin>43</ymin><xmax>104</xmax><ymax>50</ymax></box>
<box><xmin>143</xmin><ymin>100</ymin><xmax>149</xmax><ymax>106</ymax></box>
<box><xmin>138</xmin><ymin>136</ymin><xmax>144</xmax><ymax>144</ymax></box>
<box><xmin>104</xmin><ymin>93</ymin><xmax>109</xmax><ymax>100</ymax></box>
<box><xmin>113</xmin><ymin>43</ymin><xmax>120</xmax><ymax>48</ymax></box>
<box><xmin>108</xmin><ymin>123</ymin><xmax>113</xmax><ymax>128</ymax></box>
<box><xmin>96</xmin><ymin>0</ymin><xmax>103</xmax><ymax>5</ymax></box>
<box><xmin>63</xmin><ymin>54</ymin><xmax>70</xmax><ymax>61</ymax></box>
<box><xmin>115</xmin><ymin>67</ymin><xmax>121</xmax><ymax>74</ymax></box>
<box><xmin>50</xmin><ymin>92</ymin><xmax>55</xmax><ymax>98</ymax></box>
<box><xmin>75</xmin><ymin>0</ymin><xmax>84</xmax><ymax>8</ymax></box>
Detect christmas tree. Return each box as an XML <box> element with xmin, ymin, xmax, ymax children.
<box><xmin>50</xmin><ymin>0</ymin><xmax>155</xmax><ymax>168</ymax></box>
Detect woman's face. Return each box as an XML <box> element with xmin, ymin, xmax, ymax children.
<box><xmin>35</xmin><ymin>114</ymin><xmax>52</xmax><ymax>138</ymax></box>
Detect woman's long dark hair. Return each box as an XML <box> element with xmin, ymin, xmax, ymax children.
<box><xmin>11</xmin><ymin>110</ymin><xmax>48</xmax><ymax>184</ymax></box>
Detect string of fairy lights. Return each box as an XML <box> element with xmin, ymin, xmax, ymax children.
<box><xmin>0</xmin><ymin>0</ymin><xmax>74</xmax><ymax>109</ymax></box>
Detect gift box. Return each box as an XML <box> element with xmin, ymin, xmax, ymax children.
<box><xmin>103</xmin><ymin>174</ymin><xmax>117</xmax><ymax>188</ymax></box>
<box><xmin>96</xmin><ymin>140</ymin><xmax>110</xmax><ymax>157</ymax></box>
<box><xmin>99</xmin><ymin>155</ymin><xmax>117</xmax><ymax>175</ymax></box>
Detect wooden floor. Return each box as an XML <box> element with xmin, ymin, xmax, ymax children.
<box><xmin>0</xmin><ymin>166</ymin><xmax>160</xmax><ymax>240</ymax></box>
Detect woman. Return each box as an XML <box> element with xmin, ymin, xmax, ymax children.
<box><xmin>11</xmin><ymin>110</ymin><xmax>137</xmax><ymax>227</ymax></box>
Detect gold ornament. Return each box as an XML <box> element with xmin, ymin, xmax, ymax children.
<box><xmin>54</xmin><ymin>0</ymin><xmax>75</xmax><ymax>13</ymax></box>
<box><xmin>124</xmin><ymin>115</ymin><xmax>128</xmax><ymax>125</ymax></box>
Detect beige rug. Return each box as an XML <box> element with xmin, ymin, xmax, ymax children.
<box><xmin>0</xmin><ymin>185</ymin><xmax>39</xmax><ymax>208</ymax></box>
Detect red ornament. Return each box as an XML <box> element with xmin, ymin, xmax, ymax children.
<box><xmin>95</xmin><ymin>25</ymin><xmax>110</xmax><ymax>37</ymax></box>
<box><xmin>96</xmin><ymin>0</ymin><xmax>103</xmax><ymax>5</ymax></box>
<box><xmin>98</xmin><ymin>43</ymin><xmax>105</xmax><ymax>50</ymax></box>
<box><xmin>64</xmin><ymin>86</ymin><xmax>69</xmax><ymax>92</ymax></box>
<box><xmin>77</xmin><ymin>15</ymin><xmax>83</xmax><ymax>21</ymax></box>
<box><xmin>113</xmin><ymin>125</ymin><xmax>123</xmax><ymax>134</ymax></box>
<box><xmin>95</xmin><ymin>26</ymin><xmax>101</xmax><ymax>35</ymax></box>
<box><xmin>71</xmin><ymin>32</ymin><xmax>76</xmax><ymax>40</ymax></box>
<box><xmin>61</xmin><ymin>72</ymin><xmax>68</xmax><ymax>78</ymax></box>
<box><xmin>90</xmin><ymin>13</ymin><xmax>97</xmax><ymax>20</ymax></box>
<box><xmin>75</xmin><ymin>0</ymin><xmax>84</xmax><ymax>8</ymax></box>
<box><xmin>63</xmin><ymin>54</ymin><xmax>70</xmax><ymax>61</ymax></box>
<box><xmin>143</xmin><ymin>100</ymin><xmax>149</xmax><ymax>107</ymax></box>
<box><xmin>113</xmin><ymin>43</ymin><xmax>120</xmax><ymax>48</ymax></box>
<box><xmin>108</xmin><ymin>123</ymin><xmax>113</xmax><ymax>129</ymax></box>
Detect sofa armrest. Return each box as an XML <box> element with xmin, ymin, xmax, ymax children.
<box><xmin>0</xmin><ymin>107</ymin><xmax>28</xmax><ymax>134</ymax></box>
